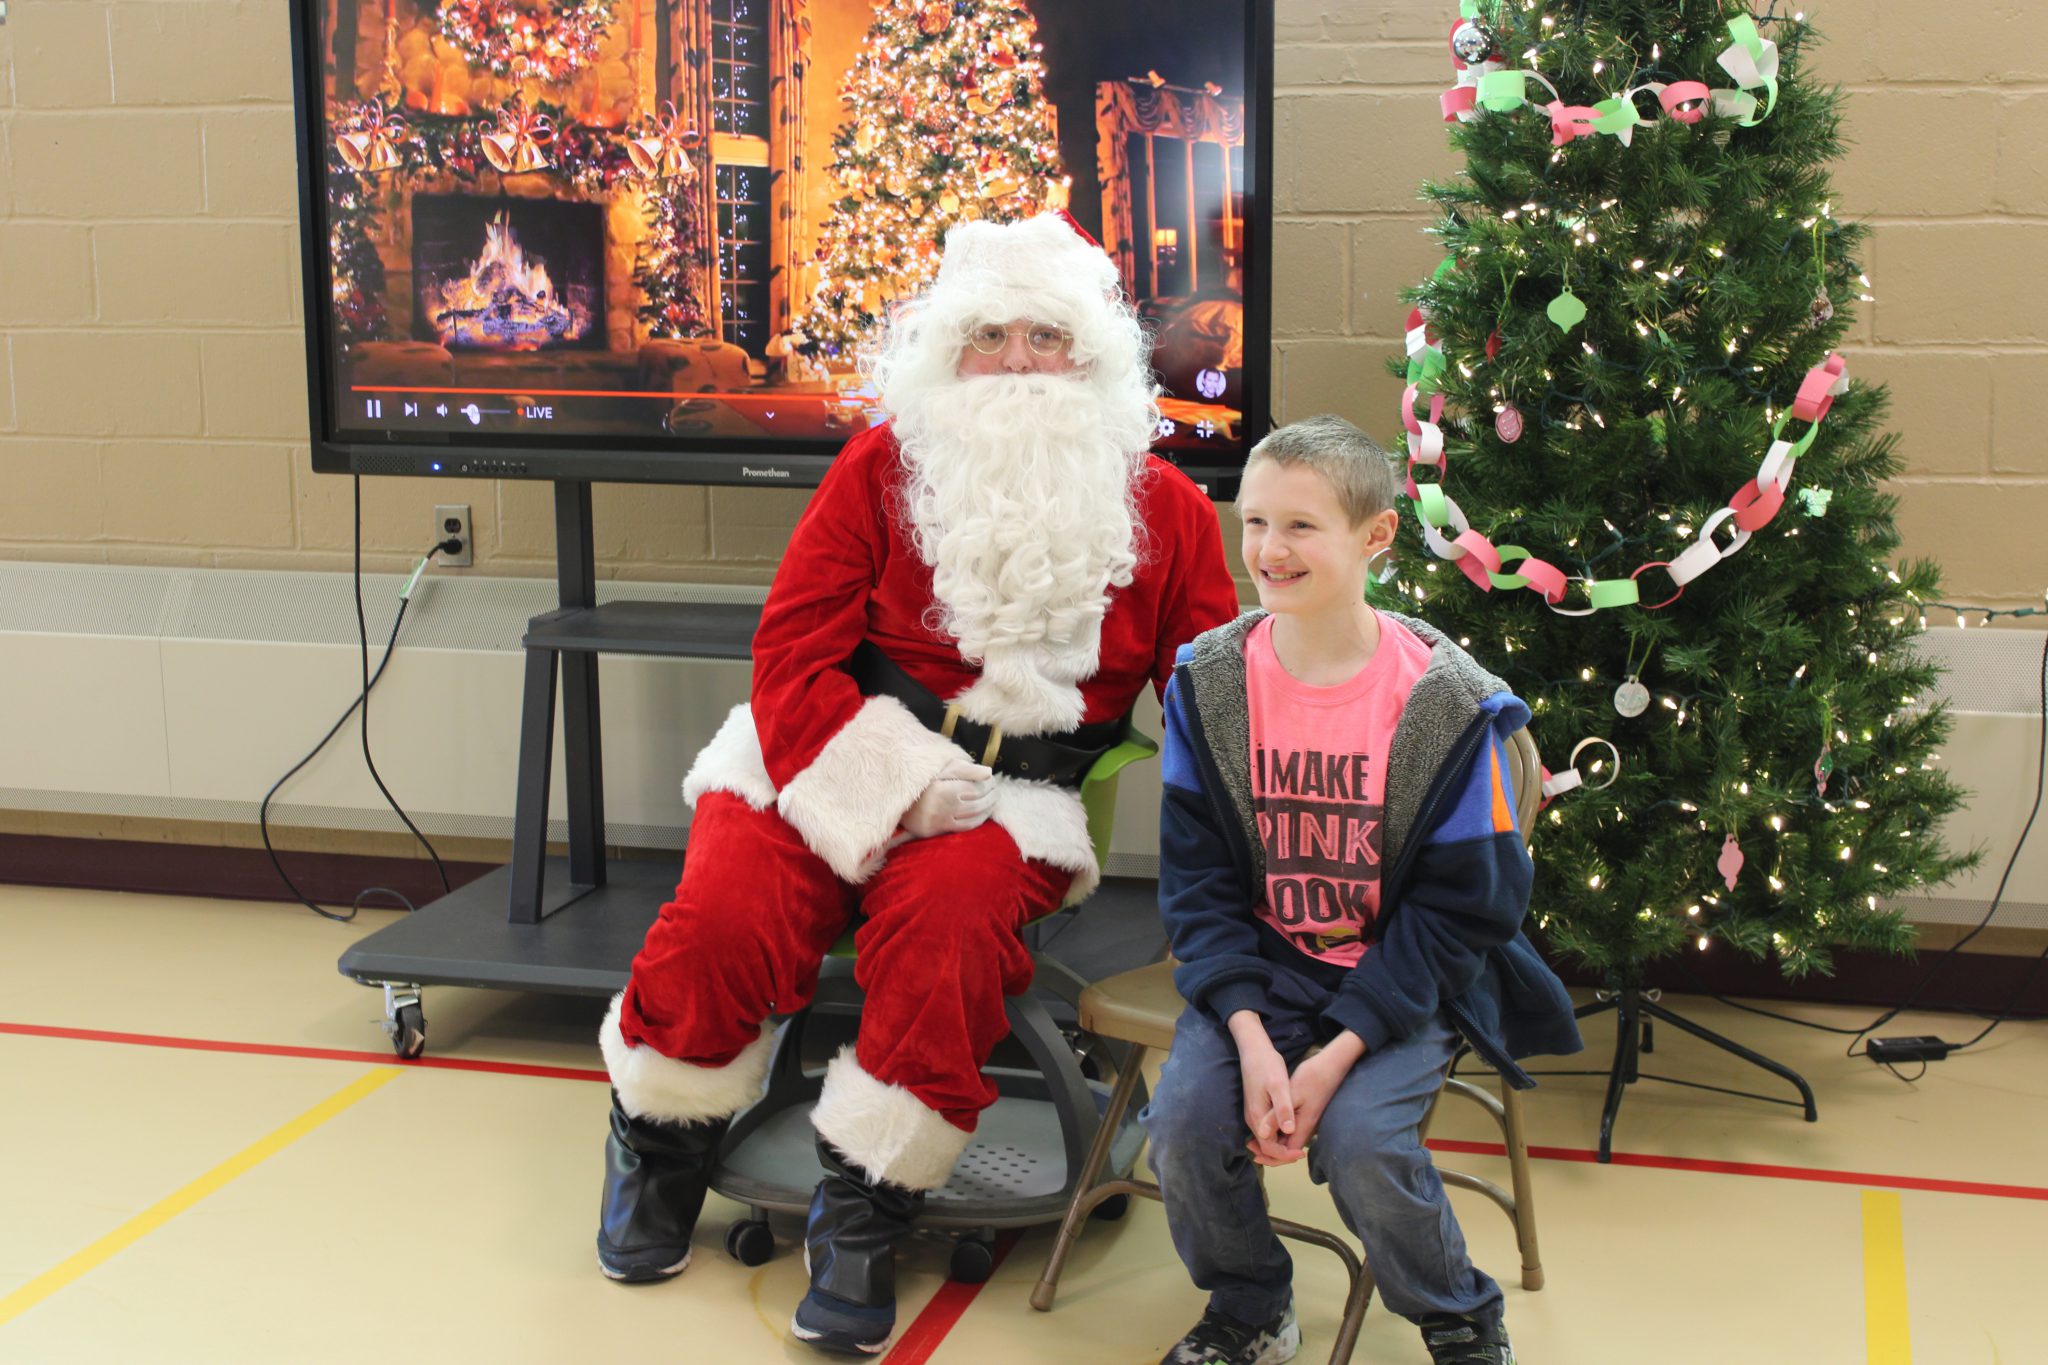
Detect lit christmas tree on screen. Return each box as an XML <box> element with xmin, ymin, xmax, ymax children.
<box><xmin>795</xmin><ymin>0</ymin><xmax>1068</xmax><ymax>361</ymax></box>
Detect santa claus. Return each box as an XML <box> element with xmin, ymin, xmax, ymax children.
<box><xmin>595</xmin><ymin>212</ymin><xmax>1239</xmax><ymax>1353</ymax></box>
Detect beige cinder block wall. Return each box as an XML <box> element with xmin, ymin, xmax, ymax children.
<box><xmin>0</xmin><ymin>0</ymin><xmax>2042</xmax><ymax>612</ymax></box>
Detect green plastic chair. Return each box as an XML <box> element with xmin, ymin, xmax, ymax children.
<box><xmin>1079</xmin><ymin>727</ymin><xmax>1161</xmax><ymax>870</ymax></box>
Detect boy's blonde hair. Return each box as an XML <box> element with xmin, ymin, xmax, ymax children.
<box><xmin>1240</xmin><ymin>414</ymin><xmax>1400</xmax><ymax>528</ymax></box>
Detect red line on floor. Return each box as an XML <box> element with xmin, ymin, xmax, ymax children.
<box><xmin>11</xmin><ymin>1020</ymin><xmax>2045</xmax><ymax>1205</ymax></box>
<box><xmin>0</xmin><ymin>1022</ymin><xmax>610</xmax><ymax>1083</ymax></box>
<box><xmin>1425</xmin><ymin>1137</ymin><xmax>2048</xmax><ymax>1202</ymax></box>
<box><xmin>884</xmin><ymin>1230</ymin><xmax>1021</xmax><ymax>1364</ymax></box>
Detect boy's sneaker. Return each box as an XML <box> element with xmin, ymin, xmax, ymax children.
<box><xmin>1159</xmin><ymin>1305</ymin><xmax>1300</xmax><ymax>1365</ymax></box>
<box><xmin>1419</xmin><ymin>1311</ymin><xmax>1515</xmax><ymax>1364</ymax></box>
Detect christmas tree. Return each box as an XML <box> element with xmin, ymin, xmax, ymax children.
<box><xmin>1388</xmin><ymin>1</ymin><xmax>1973</xmax><ymax>987</ymax></box>
<box><xmin>795</xmin><ymin>0</ymin><xmax>1068</xmax><ymax>361</ymax></box>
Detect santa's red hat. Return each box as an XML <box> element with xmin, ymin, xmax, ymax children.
<box><xmin>1053</xmin><ymin>208</ymin><xmax>1100</xmax><ymax>250</ymax></box>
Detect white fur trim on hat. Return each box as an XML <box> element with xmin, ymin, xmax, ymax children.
<box><xmin>681</xmin><ymin>703</ymin><xmax>778</xmax><ymax>811</ymax></box>
<box><xmin>811</xmin><ymin>1047</ymin><xmax>973</xmax><ymax>1192</ymax></box>
<box><xmin>776</xmin><ymin>694</ymin><xmax>967</xmax><ymax>884</ymax></box>
<box><xmin>987</xmin><ymin>775</ymin><xmax>1100</xmax><ymax>906</ymax></box>
<box><xmin>600</xmin><ymin>994</ymin><xmax>775</xmax><ymax>1125</ymax></box>
<box><xmin>934</xmin><ymin>213</ymin><xmax>1120</xmax><ymax>316</ymax></box>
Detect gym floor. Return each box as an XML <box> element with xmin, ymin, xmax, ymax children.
<box><xmin>2</xmin><ymin>883</ymin><xmax>2042</xmax><ymax>1364</ymax></box>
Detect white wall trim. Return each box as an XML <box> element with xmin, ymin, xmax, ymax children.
<box><xmin>1</xmin><ymin>563</ymin><xmax>2038</xmax><ymax>923</ymax></box>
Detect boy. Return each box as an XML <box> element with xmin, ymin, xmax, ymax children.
<box><xmin>1143</xmin><ymin>415</ymin><xmax>1582</xmax><ymax>1365</ymax></box>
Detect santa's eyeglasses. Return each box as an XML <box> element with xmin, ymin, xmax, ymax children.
<box><xmin>964</xmin><ymin>323</ymin><xmax>1072</xmax><ymax>356</ymax></box>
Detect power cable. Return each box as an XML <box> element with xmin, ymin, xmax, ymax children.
<box><xmin>261</xmin><ymin>475</ymin><xmax>464</xmax><ymax>920</ymax></box>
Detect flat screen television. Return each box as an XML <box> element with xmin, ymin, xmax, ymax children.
<box><xmin>290</xmin><ymin>0</ymin><xmax>1273</xmax><ymax>495</ymax></box>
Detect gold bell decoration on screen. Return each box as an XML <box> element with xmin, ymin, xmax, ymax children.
<box><xmin>481</xmin><ymin>102</ymin><xmax>555</xmax><ymax>175</ymax></box>
<box><xmin>336</xmin><ymin>101</ymin><xmax>407</xmax><ymax>174</ymax></box>
<box><xmin>629</xmin><ymin>102</ymin><xmax>700</xmax><ymax>181</ymax></box>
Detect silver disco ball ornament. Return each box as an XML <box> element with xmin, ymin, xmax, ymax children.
<box><xmin>1450</xmin><ymin>19</ymin><xmax>1498</xmax><ymax>65</ymax></box>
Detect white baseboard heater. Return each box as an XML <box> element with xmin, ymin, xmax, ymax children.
<box><xmin>0</xmin><ymin>562</ymin><xmax>2039</xmax><ymax>927</ymax></box>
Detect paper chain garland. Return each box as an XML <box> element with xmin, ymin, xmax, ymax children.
<box><xmin>1539</xmin><ymin>736</ymin><xmax>1620</xmax><ymax>806</ymax></box>
<box><xmin>1443</xmin><ymin>11</ymin><xmax>1780</xmax><ymax>143</ymax></box>
<box><xmin>1404</xmin><ymin>8</ymin><xmax>1835</xmax><ymax>615</ymax></box>
<box><xmin>1396</xmin><ymin>335</ymin><xmax>1848</xmax><ymax>613</ymax></box>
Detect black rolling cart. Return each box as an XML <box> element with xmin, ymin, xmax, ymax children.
<box><xmin>337</xmin><ymin>481</ymin><xmax>756</xmax><ymax>1052</ymax></box>
<box><xmin>335</xmin><ymin>480</ymin><xmax>1149</xmax><ymax>1275</ymax></box>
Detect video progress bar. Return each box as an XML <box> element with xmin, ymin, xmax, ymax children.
<box><xmin>350</xmin><ymin>385</ymin><xmax>784</xmax><ymax>401</ymax></box>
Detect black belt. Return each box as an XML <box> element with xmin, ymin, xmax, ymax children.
<box><xmin>847</xmin><ymin>641</ymin><xmax>1124</xmax><ymax>788</ymax></box>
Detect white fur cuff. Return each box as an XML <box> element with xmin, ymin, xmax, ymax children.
<box><xmin>812</xmin><ymin>1047</ymin><xmax>973</xmax><ymax>1192</ymax></box>
<box><xmin>775</xmin><ymin>695</ymin><xmax>965</xmax><ymax>884</ymax></box>
<box><xmin>988</xmin><ymin>777</ymin><xmax>1100</xmax><ymax>906</ymax></box>
<box><xmin>681</xmin><ymin>703</ymin><xmax>779</xmax><ymax>811</ymax></box>
<box><xmin>600</xmin><ymin>994</ymin><xmax>775</xmax><ymax>1125</ymax></box>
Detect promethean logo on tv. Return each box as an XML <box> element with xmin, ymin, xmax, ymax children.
<box><xmin>741</xmin><ymin>466</ymin><xmax>793</xmax><ymax>480</ymax></box>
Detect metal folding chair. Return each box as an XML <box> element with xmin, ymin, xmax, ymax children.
<box><xmin>1028</xmin><ymin>729</ymin><xmax>1548</xmax><ymax>1364</ymax></box>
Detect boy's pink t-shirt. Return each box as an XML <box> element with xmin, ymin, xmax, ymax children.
<box><xmin>1244</xmin><ymin>611</ymin><xmax>1434</xmax><ymax>968</ymax></box>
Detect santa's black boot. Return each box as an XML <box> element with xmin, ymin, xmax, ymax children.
<box><xmin>596</xmin><ymin>1090</ymin><xmax>728</xmax><ymax>1283</ymax></box>
<box><xmin>790</xmin><ymin>1140</ymin><xmax>926</xmax><ymax>1354</ymax></box>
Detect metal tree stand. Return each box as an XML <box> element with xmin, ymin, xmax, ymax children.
<box><xmin>1553</xmin><ymin>984</ymin><xmax>1818</xmax><ymax>1162</ymax></box>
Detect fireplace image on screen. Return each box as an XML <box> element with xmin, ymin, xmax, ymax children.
<box><xmin>317</xmin><ymin>0</ymin><xmax>1256</xmax><ymax>454</ymax></box>
<box><xmin>414</xmin><ymin>196</ymin><xmax>603</xmax><ymax>351</ymax></box>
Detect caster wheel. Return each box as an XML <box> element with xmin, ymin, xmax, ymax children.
<box><xmin>948</xmin><ymin>1238</ymin><xmax>994</xmax><ymax>1285</ymax></box>
<box><xmin>392</xmin><ymin>1002</ymin><xmax>426</xmax><ymax>1059</ymax></box>
<box><xmin>725</xmin><ymin>1219</ymin><xmax>774</xmax><ymax>1267</ymax></box>
<box><xmin>1090</xmin><ymin>1194</ymin><xmax>1131</xmax><ymax>1223</ymax></box>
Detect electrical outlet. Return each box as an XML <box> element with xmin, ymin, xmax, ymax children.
<box><xmin>434</xmin><ymin>504</ymin><xmax>473</xmax><ymax>567</ymax></box>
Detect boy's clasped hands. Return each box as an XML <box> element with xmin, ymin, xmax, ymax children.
<box><xmin>1227</xmin><ymin>1010</ymin><xmax>1368</xmax><ymax>1166</ymax></box>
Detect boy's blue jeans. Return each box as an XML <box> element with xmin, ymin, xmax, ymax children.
<box><xmin>1140</xmin><ymin>1004</ymin><xmax>1503</xmax><ymax>1328</ymax></box>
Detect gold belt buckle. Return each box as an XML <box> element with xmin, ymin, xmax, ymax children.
<box><xmin>939</xmin><ymin>704</ymin><xmax>1002</xmax><ymax>766</ymax></box>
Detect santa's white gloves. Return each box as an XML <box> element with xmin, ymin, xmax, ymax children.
<box><xmin>900</xmin><ymin>759</ymin><xmax>995</xmax><ymax>838</ymax></box>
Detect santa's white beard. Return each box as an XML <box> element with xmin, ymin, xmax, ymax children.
<box><xmin>895</xmin><ymin>371</ymin><xmax>1151</xmax><ymax>735</ymax></box>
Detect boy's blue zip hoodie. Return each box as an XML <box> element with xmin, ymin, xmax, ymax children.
<box><xmin>1160</xmin><ymin>609</ymin><xmax>1582</xmax><ymax>1088</ymax></box>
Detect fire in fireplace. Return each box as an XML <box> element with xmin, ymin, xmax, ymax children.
<box><xmin>411</xmin><ymin>194</ymin><xmax>604</xmax><ymax>352</ymax></box>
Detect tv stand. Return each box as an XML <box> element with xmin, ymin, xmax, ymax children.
<box><xmin>337</xmin><ymin>480</ymin><xmax>761</xmax><ymax>1055</ymax></box>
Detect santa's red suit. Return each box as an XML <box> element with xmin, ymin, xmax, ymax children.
<box><xmin>599</xmin><ymin>421</ymin><xmax>1238</xmax><ymax>1190</ymax></box>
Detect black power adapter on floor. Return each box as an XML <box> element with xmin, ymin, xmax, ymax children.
<box><xmin>1867</xmin><ymin>1036</ymin><xmax>1955</xmax><ymax>1064</ymax></box>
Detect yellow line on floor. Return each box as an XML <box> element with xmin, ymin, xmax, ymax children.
<box><xmin>0</xmin><ymin>1067</ymin><xmax>403</xmax><ymax>1328</ymax></box>
<box><xmin>1863</xmin><ymin>1189</ymin><xmax>1912</xmax><ymax>1365</ymax></box>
